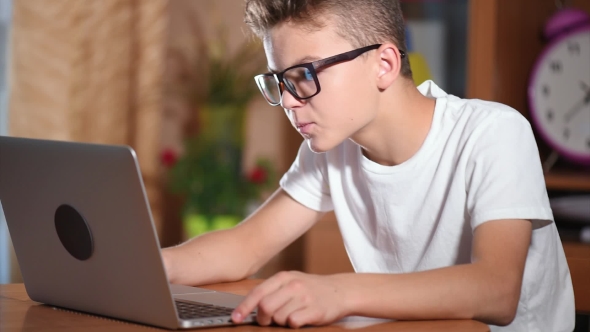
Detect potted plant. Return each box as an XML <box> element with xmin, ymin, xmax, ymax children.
<box><xmin>162</xmin><ymin>25</ymin><xmax>275</xmax><ymax>239</ymax></box>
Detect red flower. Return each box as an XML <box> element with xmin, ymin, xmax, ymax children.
<box><xmin>248</xmin><ymin>167</ymin><xmax>266</xmax><ymax>184</ymax></box>
<box><xmin>161</xmin><ymin>149</ymin><xmax>178</xmax><ymax>168</ymax></box>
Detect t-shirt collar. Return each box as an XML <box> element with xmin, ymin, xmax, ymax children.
<box><xmin>417</xmin><ymin>80</ymin><xmax>448</xmax><ymax>99</ymax></box>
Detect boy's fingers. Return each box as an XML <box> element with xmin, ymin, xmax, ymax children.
<box><xmin>256</xmin><ymin>283</ymin><xmax>301</xmax><ymax>326</ymax></box>
<box><xmin>287</xmin><ymin>308</ymin><xmax>319</xmax><ymax>329</ymax></box>
<box><xmin>270</xmin><ymin>297</ymin><xmax>304</xmax><ymax>326</ymax></box>
<box><xmin>232</xmin><ymin>273</ymin><xmax>289</xmax><ymax>322</ymax></box>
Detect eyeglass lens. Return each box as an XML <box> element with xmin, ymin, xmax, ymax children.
<box><xmin>257</xmin><ymin>75</ymin><xmax>281</xmax><ymax>105</ymax></box>
<box><xmin>257</xmin><ymin>66</ymin><xmax>318</xmax><ymax>105</ymax></box>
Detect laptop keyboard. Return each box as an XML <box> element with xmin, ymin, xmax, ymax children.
<box><xmin>175</xmin><ymin>300</ymin><xmax>236</xmax><ymax>320</ymax></box>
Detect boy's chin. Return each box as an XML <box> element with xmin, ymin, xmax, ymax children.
<box><xmin>306</xmin><ymin>137</ymin><xmax>338</xmax><ymax>154</ymax></box>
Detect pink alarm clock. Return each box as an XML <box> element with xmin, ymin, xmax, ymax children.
<box><xmin>528</xmin><ymin>8</ymin><xmax>590</xmax><ymax>165</ymax></box>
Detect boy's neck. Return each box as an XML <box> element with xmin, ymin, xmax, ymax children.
<box><xmin>353</xmin><ymin>79</ymin><xmax>437</xmax><ymax>167</ymax></box>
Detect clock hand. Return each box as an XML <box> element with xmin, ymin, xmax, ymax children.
<box><xmin>564</xmin><ymin>90</ymin><xmax>590</xmax><ymax>122</ymax></box>
<box><xmin>581</xmin><ymin>81</ymin><xmax>590</xmax><ymax>93</ymax></box>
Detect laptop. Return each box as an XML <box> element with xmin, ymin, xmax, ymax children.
<box><xmin>0</xmin><ymin>136</ymin><xmax>257</xmax><ymax>329</ymax></box>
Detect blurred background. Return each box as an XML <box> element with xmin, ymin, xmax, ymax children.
<box><xmin>0</xmin><ymin>0</ymin><xmax>589</xmax><ymax>328</ymax></box>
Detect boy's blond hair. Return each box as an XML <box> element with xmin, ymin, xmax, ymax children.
<box><xmin>244</xmin><ymin>0</ymin><xmax>412</xmax><ymax>78</ymax></box>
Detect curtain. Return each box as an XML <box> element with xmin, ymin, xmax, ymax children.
<box><xmin>8</xmin><ymin>0</ymin><xmax>168</xmax><ymax>236</ymax></box>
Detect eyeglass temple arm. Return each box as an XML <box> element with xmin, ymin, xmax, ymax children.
<box><xmin>313</xmin><ymin>45</ymin><xmax>406</xmax><ymax>70</ymax></box>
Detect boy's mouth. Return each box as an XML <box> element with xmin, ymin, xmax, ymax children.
<box><xmin>296</xmin><ymin>122</ymin><xmax>314</xmax><ymax>135</ymax></box>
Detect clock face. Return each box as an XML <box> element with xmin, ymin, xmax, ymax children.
<box><xmin>529</xmin><ymin>26</ymin><xmax>590</xmax><ymax>164</ymax></box>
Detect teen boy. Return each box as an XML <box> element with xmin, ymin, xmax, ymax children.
<box><xmin>162</xmin><ymin>1</ymin><xmax>575</xmax><ymax>330</ymax></box>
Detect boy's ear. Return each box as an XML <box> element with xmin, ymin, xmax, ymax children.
<box><xmin>376</xmin><ymin>44</ymin><xmax>402</xmax><ymax>90</ymax></box>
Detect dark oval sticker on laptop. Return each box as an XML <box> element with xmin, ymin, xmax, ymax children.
<box><xmin>54</xmin><ymin>204</ymin><xmax>94</xmax><ymax>261</ymax></box>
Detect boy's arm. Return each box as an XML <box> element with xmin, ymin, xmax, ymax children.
<box><xmin>344</xmin><ymin>218</ymin><xmax>532</xmax><ymax>324</ymax></box>
<box><xmin>233</xmin><ymin>218</ymin><xmax>531</xmax><ymax>327</ymax></box>
<box><xmin>162</xmin><ymin>188</ymin><xmax>325</xmax><ymax>286</ymax></box>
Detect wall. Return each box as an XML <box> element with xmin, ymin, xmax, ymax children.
<box><xmin>162</xmin><ymin>1</ymin><xmax>304</xmax><ymax>276</ymax></box>
<box><xmin>160</xmin><ymin>0</ymin><xmax>295</xmax><ymax>248</ymax></box>
<box><xmin>165</xmin><ymin>0</ymin><xmax>289</xmax><ymax>173</ymax></box>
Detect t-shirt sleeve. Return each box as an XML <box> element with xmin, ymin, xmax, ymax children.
<box><xmin>279</xmin><ymin>141</ymin><xmax>334</xmax><ymax>212</ymax></box>
<box><xmin>466</xmin><ymin>111</ymin><xmax>554</xmax><ymax>230</ymax></box>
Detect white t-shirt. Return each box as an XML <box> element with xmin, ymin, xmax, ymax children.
<box><xmin>279</xmin><ymin>80</ymin><xmax>575</xmax><ymax>332</ymax></box>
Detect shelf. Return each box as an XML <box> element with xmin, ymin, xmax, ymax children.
<box><xmin>544</xmin><ymin>169</ymin><xmax>590</xmax><ymax>191</ymax></box>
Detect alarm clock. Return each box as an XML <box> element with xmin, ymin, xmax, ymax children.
<box><xmin>528</xmin><ymin>8</ymin><xmax>590</xmax><ymax>165</ymax></box>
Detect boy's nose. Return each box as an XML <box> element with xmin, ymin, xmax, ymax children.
<box><xmin>280</xmin><ymin>88</ymin><xmax>305</xmax><ymax>109</ymax></box>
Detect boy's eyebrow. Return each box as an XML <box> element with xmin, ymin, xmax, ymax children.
<box><xmin>268</xmin><ymin>55</ymin><xmax>322</xmax><ymax>73</ymax></box>
<box><xmin>293</xmin><ymin>55</ymin><xmax>322</xmax><ymax>65</ymax></box>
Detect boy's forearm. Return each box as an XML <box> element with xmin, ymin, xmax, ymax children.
<box><xmin>336</xmin><ymin>263</ymin><xmax>520</xmax><ymax>326</ymax></box>
<box><xmin>162</xmin><ymin>227</ymin><xmax>257</xmax><ymax>286</ymax></box>
<box><xmin>162</xmin><ymin>189</ymin><xmax>324</xmax><ymax>287</ymax></box>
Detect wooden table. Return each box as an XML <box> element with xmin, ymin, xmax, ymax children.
<box><xmin>0</xmin><ymin>280</ymin><xmax>489</xmax><ymax>331</ymax></box>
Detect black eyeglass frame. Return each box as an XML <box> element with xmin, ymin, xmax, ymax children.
<box><xmin>254</xmin><ymin>44</ymin><xmax>406</xmax><ymax>106</ymax></box>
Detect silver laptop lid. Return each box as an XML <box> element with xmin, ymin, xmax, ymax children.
<box><xmin>0</xmin><ymin>136</ymin><xmax>179</xmax><ymax>329</ymax></box>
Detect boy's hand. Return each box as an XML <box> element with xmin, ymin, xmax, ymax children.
<box><xmin>232</xmin><ymin>271</ymin><xmax>349</xmax><ymax>328</ymax></box>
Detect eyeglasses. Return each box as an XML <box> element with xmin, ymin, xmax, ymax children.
<box><xmin>254</xmin><ymin>44</ymin><xmax>406</xmax><ymax>106</ymax></box>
